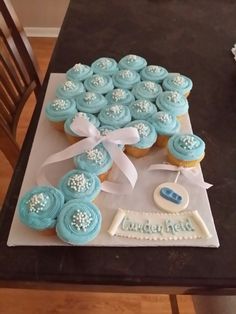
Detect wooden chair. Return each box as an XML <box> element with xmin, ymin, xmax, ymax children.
<box><xmin>0</xmin><ymin>0</ymin><xmax>42</xmax><ymax>167</ymax></box>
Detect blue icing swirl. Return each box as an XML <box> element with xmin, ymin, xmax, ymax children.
<box><xmin>98</xmin><ymin>104</ymin><xmax>131</xmax><ymax>128</ymax></box>
<box><xmin>162</xmin><ymin>73</ymin><xmax>193</xmax><ymax>95</ymax></box>
<box><xmin>105</xmin><ymin>88</ymin><xmax>135</xmax><ymax>106</ymax></box>
<box><xmin>84</xmin><ymin>74</ymin><xmax>114</xmax><ymax>94</ymax></box>
<box><xmin>132</xmin><ymin>81</ymin><xmax>162</xmax><ymax>102</ymax></box>
<box><xmin>76</xmin><ymin>92</ymin><xmax>108</xmax><ymax>113</ymax></box>
<box><xmin>168</xmin><ymin>134</ymin><xmax>205</xmax><ymax>161</ymax></box>
<box><xmin>56</xmin><ymin>80</ymin><xmax>85</xmax><ymax>99</ymax></box>
<box><xmin>149</xmin><ymin>111</ymin><xmax>180</xmax><ymax>136</ymax></box>
<box><xmin>156</xmin><ymin>91</ymin><xmax>189</xmax><ymax>116</ymax></box>
<box><xmin>45</xmin><ymin>98</ymin><xmax>77</xmax><ymax>122</ymax></box>
<box><xmin>64</xmin><ymin>112</ymin><xmax>100</xmax><ymax>137</ymax></box>
<box><xmin>91</xmin><ymin>57</ymin><xmax>118</xmax><ymax>75</ymax></box>
<box><xmin>126</xmin><ymin>120</ymin><xmax>157</xmax><ymax>148</ymax></box>
<box><xmin>18</xmin><ymin>186</ymin><xmax>64</xmax><ymax>230</ymax></box>
<box><xmin>112</xmin><ymin>69</ymin><xmax>140</xmax><ymax>90</ymax></box>
<box><xmin>58</xmin><ymin>169</ymin><xmax>101</xmax><ymax>202</ymax></box>
<box><xmin>56</xmin><ymin>200</ymin><xmax>102</xmax><ymax>245</ymax></box>
<box><xmin>74</xmin><ymin>143</ymin><xmax>113</xmax><ymax>176</ymax></box>
<box><xmin>118</xmin><ymin>54</ymin><xmax>147</xmax><ymax>71</ymax></box>
<box><xmin>129</xmin><ymin>99</ymin><xmax>157</xmax><ymax>120</ymax></box>
<box><xmin>140</xmin><ymin>65</ymin><xmax>168</xmax><ymax>83</ymax></box>
<box><xmin>66</xmin><ymin>63</ymin><xmax>93</xmax><ymax>82</ymax></box>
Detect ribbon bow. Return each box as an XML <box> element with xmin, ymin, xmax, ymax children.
<box><xmin>37</xmin><ymin>117</ymin><xmax>140</xmax><ymax>194</ymax></box>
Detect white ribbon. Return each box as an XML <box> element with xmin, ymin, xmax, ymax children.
<box><xmin>37</xmin><ymin>117</ymin><xmax>140</xmax><ymax>194</ymax></box>
<box><xmin>148</xmin><ymin>163</ymin><xmax>213</xmax><ymax>189</ymax></box>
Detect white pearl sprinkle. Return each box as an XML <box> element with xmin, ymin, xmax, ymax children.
<box><xmin>63</xmin><ymin>80</ymin><xmax>77</xmax><ymax>91</ymax></box>
<box><xmin>83</xmin><ymin>92</ymin><xmax>97</xmax><ymax>103</ymax></box>
<box><xmin>91</xmin><ymin>75</ymin><xmax>105</xmax><ymax>86</ymax></box>
<box><xmin>51</xmin><ymin>99</ymin><xmax>69</xmax><ymax>111</ymax></box>
<box><xmin>134</xmin><ymin>122</ymin><xmax>150</xmax><ymax>137</ymax></box>
<box><xmin>126</xmin><ymin>54</ymin><xmax>138</xmax><ymax>63</ymax></box>
<box><xmin>112</xmin><ymin>89</ymin><xmax>126</xmax><ymax>101</ymax></box>
<box><xmin>135</xmin><ymin>100</ymin><xmax>150</xmax><ymax>113</ymax></box>
<box><xmin>67</xmin><ymin>173</ymin><xmax>91</xmax><ymax>192</ymax></box>
<box><xmin>96</xmin><ymin>58</ymin><xmax>112</xmax><ymax>69</ymax></box>
<box><xmin>119</xmin><ymin>70</ymin><xmax>133</xmax><ymax>79</ymax></box>
<box><xmin>147</xmin><ymin>65</ymin><xmax>161</xmax><ymax>73</ymax></box>
<box><xmin>172</xmin><ymin>75</ymin><xmax>185</xmax><ymax>86</ymax></box>
<box><xmin>71</xmin><ymin>209</ymin><xmax>93</xmax><ymax>231</ymax></box>
<box><xmin>167</xmin><ymin>91</ymin><xmax>180</xmax><ymax>103</ymax></box>
<box><xmin>86</xmin><ymin>148</ymin><xmax>104</xmax><ymax>165</ymax></box>
<box><xmin>157</xmin><ymin>112</ymin><xmax>172</xmax><ymax>123</ymax></box>
<box><xmin>179</xmin><ymin>135</ymin><xmax>199</xmax><ymax>150</ymax></box>
<box><xmin>73</xmin><ymin>63</ymin><xmax>85</xmax><ymax>72</ymax></box>
<box><xmin>106</xmin><ymin>105</ymin><xmax>123</xmax><ymax>117</ymax></box>
<box><xmin>143</xmin><ymin>81</ymin><xmax>157</xmax><ymax>92</ymax></box>
<box><xmin>27</xmin><ymin>193</ymin><xmax>49</xmax><ymax>213</ymax></box>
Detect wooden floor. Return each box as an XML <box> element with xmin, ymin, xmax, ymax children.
<box><xmin>0</xmin><ymin>38</ymin><xmax>195</xmax><ymax>314</ymax></box>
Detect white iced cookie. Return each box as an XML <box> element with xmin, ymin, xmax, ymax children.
<box><xmin>153</xmin><ymin>182</ymin><xmax>189</xmax><ymax>213</ymax></box>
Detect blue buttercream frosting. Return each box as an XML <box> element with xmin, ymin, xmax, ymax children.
<box><xmin>162</xmin><ymin>73</ymin><xmax>193</xmax><ymax>95</ymax></box>
<box><xmin>76</xmin><ymin>92</ymin><xmax>108</xmax><ymax>114</ymax></box>
<box><xmin>140</xmin><ymin>65</ymin><xmax>168</xmax><ymax>83</ymax></box>
<box><xmin>74</xmin><ymin>143</ymin><xmax>113</xmax><ymax>176</ymax></box>
<box><xmin>132</xmin><ymin>81</ymin><xmax>162</xmax><ymax>102</ymax></box>
<box><xmin>168</xmin><ymin>134</ymin><xmax>205</xmax><ymax>161</ymax></box>
<box><xmin>58</xmin><ymin>169</ymin><xmax>101</xmax><ymax>202</ymax></box>
<box><xmin>64</xmin><ymin>112</ymin><xmax>100</xmax><ymax>137</ymax></box>
<box><xmin>98</xmin><ymin>104</ymin><xmax>131</xmax><ymax>128</ymax></box>
<box><xmin>45</xmin><ymin>98</ymin><xmax>77</xmax><ymax>122</ymax></box>
<box><xmin>129</xmin><ymin>99</ymin><xmax>157</xmax><ymax>120</ymax></box>
<box><xmin>112</xmin><ymin>69</ymin><xmax>140</xmax><ymax>90</ymax></box>
<box><xmin>91</xmin><ymin>57</ymin><xmax>118</xmax><ymax>75</ymax></box>
<box><xmin>56</xmin><ymin>80</ymin><xmax>85</xmax><ymax>99</ymax></box>
<box><xmin>156</xmin><ymin>91</ymin><xmax>189</xmax><ymax>117</ymax></box>
<box><xmin>149</xmin><ymin>111</ymin><xmax>180</xmax><ymax>136</ymax></box>
<box><xmin>105</xmin><ymin>88</ymin><xmax>135</xmax><ymax>106</ymax></box>
<box><xmin>118</xmin><ymin>54</ymin><xmax>147</xmax><ymax>71</ymax></box>
<box><xmin>18</xmin><ymin>186</ymin><xmax>64</xmax><ymax>230</ymax></box>
<box><xmin>66</xmin><ymin>63</ymin><xmax>93</xmax><ymax>82</ymax></box>
<box><xmin>84</xmin><ymin>74</ymin><xmax>114</xmax><ymax>94</ymax></box>
<box><xmin>126</xmin><ymin>120</ymin><xmax>157</xmax><ymax>149</ymax></box>
<box><xmin>56</xmin><ymin>200</ymin><xmax>102</xmax><ymax>245</ymax></box>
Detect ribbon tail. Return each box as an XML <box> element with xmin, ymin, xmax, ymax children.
<box><xmin>181</xmin><ymin>171</ymin><xmax>213</xmax><ymax>189</ymax></box>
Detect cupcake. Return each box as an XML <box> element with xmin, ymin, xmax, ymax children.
<box><xmin>118</xmin><ymin>54</ymin><xmax>147</xmax><ymax>71</ymax></box>
<box><xmin>91</xmin><ymin>57</ymin><xmax>118</xmax><ymax>75</ymax></box>
<box><xmin>98</xmin><ymin>104</ymin><xmax>131</xmax><ymax>128</ymax></box>
<box><xmin>56</xmin><ymin>80</ymin><xmax>85</xmax><ymax>99</ymax></box>
<box><xmin>18</xmin><ymin>186</ymin><xmax>64</xmax><ymax>235</ymax></box>
<box><xmin>105</xmin><ymin>88</ymin><xmax>135</xmax><ymax>106</ymax></box>
<box><xmin>167</xmin><ymin>133</ymin><xmax>205</xmax><ymax>167</ymax></box>
<box><xmin>162</xmin><ymin>73</ymin><xmax>193</xmax><ymax>97</ymax></box>
<box><xmin>84</xmin><ymin>74</ymin><xmax>114</xmax><ymax>94</ymax></box>
<box><xmin>156</xmin><ymin>91</ymin><xmax>189</xmax><ymax>119</ymax></box>
<box><xmin>58</xmin><ymin>169</ymin><xmax>101</xmax><ymax>202</ymax></box>
<box><xmin>129</xmin><ymin>99</ymin><xmax>157</xmax><ymax>120</ymax></box>
<box><xmin>149</xmin><ymin>111</ymin><xmax>180</xmax><ymax>147</ymax></box>
<box><xmin>45</xmin><ymin>98</ymin><xmax>77</xmax><ymax>131</ymax></box>
<box><xmin>132</xmin><ymin>81</ymin><xmax>162</xmax><ymax>102</ymax></box>
<box><xmin>112</xmin><ymin>69</ymin><xmax>140</xmax><ymax>90</ymax></box>
<box><xmin>64</xmin><ymin>112</ymin><xmax>100</xmax><ymax>144</ymax></box>
<box><xmin>140</xmin><ymin>65</ymin><xmax>168</xmax><ymax>83</ymax></box>
<box><xmin>76</xmin><ymin>91</ymin><xmax>108</xmax><ymax>114</ymax></box>
<box><xmin>56</xmin><ymin>200</ymin><xmax>102</xmax><ymax>245</ymax></box>
<box><xmin>66</xmin><ymin>63</ymin><xmax>93</xmax><ymax>82</ymax></box>
<box><xmin>125</xmin><ymin>120</ymin><xmax>157</xmax><ymax>157</ymax></box>
<box><xmin>74</xmin><ymin>143</ymin><xmax>113</xmax><ymax>181</ymax></box>
<box><xmin>99</xmin><ymin>125</ymin><xmax>124</xmax><ymax>150</ymax></box>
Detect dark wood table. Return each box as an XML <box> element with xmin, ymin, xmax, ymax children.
<box><xmin>1</xmin><ymin>0</ymin><xmax>236</xmax><ymax>295</ymax></box>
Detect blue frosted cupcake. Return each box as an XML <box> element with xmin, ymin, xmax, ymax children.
<box><xmin>156</xmin><ymin>91</ymin><xmax>189</xmax><ymax>119</ymax></box>
<box><xmin>129</xmin><ymin>99</ymin><xmax>157</xmax><ymax>120</ymax></box>
<box><xmin>167</xmin><ymin>133</ymin><xmax>205</xmax><ymax>167</ymax></box>
<box><xmin>64</xmin><ymin>112</ymin><xmax>100</xmax><ymax>144</ymax></box>
<box><xmin>66</xmin><ymin>63</ymin><xmax>93</xmax><ymax>82</ymax></box>
<box><xmin>18</xmin><ymin>186</ymin><xmax>64</xmax><ymax>234</ymax></box>
<box><xmin>91</xmin><ymin>57</ymin><xmax>118</xmax><ymax>75</ymax></box>
<box><xmin>112</xmin><ymin>69</ymin><xmax>140</xmax><ymax>90</ymax></box>
<box><xmin>118</xmin><ymin>54</ymin><xmax>147</xmax><ymax>72</ymax></box>
<box><xmin>105</xmin><ymin>88</ymin><xmax>135</xmax><ymax>106</ymax></box>
<box><xmin>162</xmin><ymin>73</ymin><xmax>193</xmax><ymax>97</ymax></box>
<box><xmin>74</xmin><ymin>143</ymin><xmax>113</xmax><ymax>181</ymax></box>
<box><xmin>56</xmin><ymin>200</ymin><xmax>102</xmax><ymax>245</ymax></box>
<box><xmin>125</xmin><ymin>120</ymin><xmax>157</xmax><ymax>157</ymax></box>
<box><xmin>84</xmin><ymin>74</ymin><xmax>114</xmax><ymax>94</ymax></box>
<box><xmin>149</xmin><ymin>111</ymin><xmax>180</xmax><ymax>147</ymax></box>
<box><xmin>56</xmin><ymin>80</ymin><xmax>85</xmax><ymax>99</ymax></box>
<box><xmin>45</xmin><ymin>98</ymin><xmax>77</xmax><ymax>131</ymax></box>
<box><xmin>140</xmin><ymin>65</ymin><xmax>168</xmax><ymax>83</ymax></box>
<box><xmin>58</xmin><ymin>169</ymin><xmax>101</xmax><ymax>202</ymax></box>
<box><xmin>132</xmin><ymin>80</ymin><xmax>162</xmax><ymax>102</ymax></box>
<box><xmin>76</xmin><ymin>92</ymin><xmax>108</xmax><ymax>114</ymax></box>
<box><xmin>98</xmin><ymin>104</ymin><xmax>131</xmax><ymax>128</ymax></box>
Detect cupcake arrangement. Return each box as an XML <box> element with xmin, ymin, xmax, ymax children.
<box><xmin>19</xmin><ymin>54</ymin><xmax>206</xmax><ymax>246</ymax></box>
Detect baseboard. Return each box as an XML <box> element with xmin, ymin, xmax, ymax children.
<box><xmin>24</xmin><ymin>27</ymin><xmax>60</xmax><ymax>38</ymax></box>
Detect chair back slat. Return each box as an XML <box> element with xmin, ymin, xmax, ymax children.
<box><xmin>0</xmin><ymin>61</ymin><xmax>20</xmax><ymax>105</ymax></box>
<box><xmin>0</xmin><ymin>99</ymin><xmax>13</xmax><ymax>126</ymax></box>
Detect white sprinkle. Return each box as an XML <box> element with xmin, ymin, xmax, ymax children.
<box><xmin>91</xmin><ymin>75</ymin><xmax>105</xmax><ymax>86</ymax></box>
<box><xmin>143</xmin><ymin>81</ymin><xmax>157</xmax><ymax>92</ymax></box>
<box><xmin>27</xmin><ymin>193</ymin><xmax>49</xmax><ymax>213</ymax></box>
<box><xmin>73</xmin><ymin>63</ymin><xmax>85</xmax><ymax>72</ymax></box>
<box><xmin>96</xmin><ymin>58</ymin><xmax>112</xmax><ymax>69</ymax></box>
<box><xmin>119</xmin><ymin>70</ymin><xmax>133</xmax><ymax>79</ymax></box>
<box><xmin>106</xmin><ymin>105</ymin><xmax>123</xmax><ymax>117</ymax></box>
<box><xmin>126</xmin><ymin>54</ymin><xmax>138</xmax><ymax>63</ymax></box>
<box><xmin>172</xmin><ymin>75</ymin><xmax>185</xmax><ymax>86</ymax></box>
<box><xmin>147</xmin><ymin>65</ymin><xmax>161</xmax><ymax>73</ymax></box>
<box><xmin>157</xmin><ymin>112</ymin><xmax>172</xmax><ymax>123</ymax></box>
<box><xmin>67</xmin><ymin>173</ymin><xmax>91</xmax><ymax>192</ymax></box>
<box><xmin>73</xmin><ymin>112</ymin><xmax>89</xmax><ymax>122</ymax></box>
<box><xmin>83</xmin><ymin>92</ymin><xmax>97</xmax><ymax>103</ymax></box>
<box><xmin>179</xmin><ymin>135</ymin><xmax>199</xmax><ymax>150</ymax></box>
<box><xmin>86</xmin><ymin>148</ymin><xmax>104</xmax><ymax>165</ymax></box>
<box><xmin>167</xmin><ymin>91</ymin><xmax>181</xmax><ymax>103</ymax></box>
<box><xmin>134</xmin><ymin>122</ymin><xmax>150</xmax><ymax>137</ymax></box>
<box><xmin>51</xmin><ymin>99</ymin><xmax>69</xmax><ymax>111</ymax></box>
<box><xmin>63</xmin><ymin>80</ymin><xmax>77</xmax><ymax>91</ymax></box>
<box><xmin>112</xmin><ymin>89</ymin><xmax>126</xmax><ymax>101</ymax></box>
<box><xmin>134</xmin><ymin>100</ymin><xmax>150</xmax><ymax>113</ymax></box>
<box><xmin>71</xmin><ymin>209</ymin><xmax>93</xmax><ymax>231</ymax></box>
